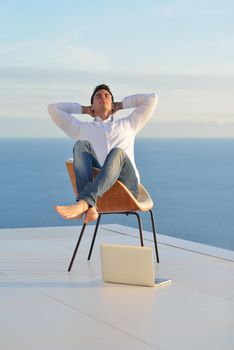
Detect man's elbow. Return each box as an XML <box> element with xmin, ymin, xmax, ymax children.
<box><xmin>48</xmin><ymin>104</ymin><xmax>59</xmax><ymax>121</ymax></box>
<box><xmin>48</xmin><ymin>103</ymin><xmax>57</xmax><ymax>117</ymax></box>
<box><xmin>149</xmin><ymin>93</ymin><xmax>158</xmax><ymax>108</ymax></box>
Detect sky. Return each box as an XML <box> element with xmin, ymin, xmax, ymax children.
<box><xmin>0</xmin><ymin>0</ymin><xmax>234</xmax><ymax>138</ymax></box>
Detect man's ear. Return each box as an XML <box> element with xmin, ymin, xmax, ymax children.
<box><xmin>91</xmin><ymin>104</ymin><xmax>94</xmax><ymax>111</ymax></box>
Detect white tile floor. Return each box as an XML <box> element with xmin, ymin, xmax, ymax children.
<box><xmin>0</xmin><ymin>224</ymin><xmax>233</xmax><ymax>350</ymax></box>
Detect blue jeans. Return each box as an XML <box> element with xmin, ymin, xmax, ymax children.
<box><xmin>73</xmin><ymin>140</ymin><xmax>139</xmax><ymax>207</ymax></box>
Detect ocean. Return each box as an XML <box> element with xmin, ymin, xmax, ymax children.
<box><xmin>0</xmin><ymin>138</ymin><xmax>233</xmax><ymax>250</ymax></box>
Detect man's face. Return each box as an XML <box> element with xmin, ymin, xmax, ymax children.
<box><xmin>91</xmin><ymin>89</ymin><xmax>113</xmax><ymax>118</ymax></box>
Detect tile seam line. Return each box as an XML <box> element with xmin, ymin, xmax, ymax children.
<box><xmin>102</xmin><ymin>227</ymin><xmax>234</xmax><ymax>262</ymax></box>
<box><xmin>173</xmin><ymin>281</ymin><xmax>234</xmax><ymax>303</ymax></box>
<box><xmin>3</xmin><ymin>273</ymin><xmax>233</xmax><ymax>304</ymax></box>
<box><xmin>2</xmin><ymin>226</ymin><xmax>233</xmax><ymax>262</ymax></box>
<box><xmin>0</xmin><ymin>229</ymin><xmax>75</xmax><ymax>252</ymax></box>
<box><xmin>3</xmin><ymin>273</ymin><xmax>161</xmax><ymax>350</ymax></box>
<box><xmin>39</xmin><ymin>290</ymin><xmax>161</xmax><ymax>350</ymax></box>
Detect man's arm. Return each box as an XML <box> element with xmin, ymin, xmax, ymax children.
<box><xmin>112</xmin><ymin>102</ymin><xmax>123</xmax><ymax>114</ymax></box>
<box><xmin>82</xmin><ymin>105</ymin><xmax>95</xmax><ymax>118</ymax></box>
<box><xmin>121</xmin><ymin>93</ymin><xmax>158</xmax><ymax>133</ymax></box>
<box><xmin>48</xmin><ymin>102</ymin><xmax>94</xmax><ymax>139</ymax></box>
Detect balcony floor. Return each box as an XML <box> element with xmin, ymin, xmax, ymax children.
<box><xmin>0</xmin><ymin>224</ymin><xmax>233</xmax><ymax>350</ymax></box>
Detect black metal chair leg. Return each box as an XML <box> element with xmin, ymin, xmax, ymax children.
<box><xmin>87</xmin><ymin>214</ymin><xmax>102</xmax><ymax>260</ymax></box>
<box><xmin>68</xmin><ymin>223</ymin><xmax>87</xmax><ymax>271</ymax></box>
<box><xmin>127</xmin><ymin>212</ymin><xmax>144</xmax><ymax>246</ymax></box>
<box><xmin>149</xmin><ymin>209</ymin><xmax>160</xmax><ymax>263</ymax></box>
<box><xmin>67</xmin><ymin>210</ymin><xmax>159</xmax><ymax>270</ymax></box>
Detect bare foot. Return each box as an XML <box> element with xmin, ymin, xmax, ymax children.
<box><xmin>55</xmin><ymin>200</ymin><xmax>89</xmax><ymax>220</ymax></box>
<box><xmin>84</xmin><ymin>207</ymin><xmax>99</xmax><ymax>224</ymax></box>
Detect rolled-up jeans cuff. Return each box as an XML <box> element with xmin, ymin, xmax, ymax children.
<box><xmin>76</xmin><ymin>195</ymin><xmax>96</xmax><ymax>208</ymax></box>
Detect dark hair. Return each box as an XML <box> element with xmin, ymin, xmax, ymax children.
<box><xmin>90</xmin><ymin>84</ymin><xmax>114</xmax><ymax>104</ymax></box>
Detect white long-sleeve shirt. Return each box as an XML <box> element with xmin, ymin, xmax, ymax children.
<box><xmin>48</xmin><ymin>93</ymin><xmax>158</xmax><ymax>183</ymax></box>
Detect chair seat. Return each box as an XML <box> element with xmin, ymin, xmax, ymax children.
<box><xmin>66</xmin><ymin>160</ymin><xmax>154</xmax><ymax>213</ymax></box>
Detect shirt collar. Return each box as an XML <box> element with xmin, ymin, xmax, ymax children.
<box><xmin>94</xmin><ymin>115</ymin><xmax>114</xmax><ymax>123</ymax></box>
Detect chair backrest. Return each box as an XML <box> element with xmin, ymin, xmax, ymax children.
<box><xmin>66</xmin><ymin>159</ymin><xmax>153</xmax><ymax>213</ymax></box>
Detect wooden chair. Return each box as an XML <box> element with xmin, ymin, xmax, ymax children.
<box><xmin>66</xmin><ymin>159</ymin><xmax>160</xmax><ymax>271</ymax></box>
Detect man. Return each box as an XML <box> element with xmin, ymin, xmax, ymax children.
<box><xmin>48</xmin><ymin>84</ymin><xmax>158</xmax><ymax>224</ymax></box>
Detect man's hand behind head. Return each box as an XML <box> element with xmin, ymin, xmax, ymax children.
<box><xmin>112</xmin><ymin>102</ymin><xmax>123</xmax><ymax>114</ymax></box>
<box><xmin>82</xmin><ymin>105</ymin><xmax>95</xmax><ymax>118</ymax></box>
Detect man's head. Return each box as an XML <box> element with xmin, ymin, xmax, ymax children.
<box><xmin>90</xmin><ymin>84</ymin><xmax>114</xmax><ymax>120</ymax></box>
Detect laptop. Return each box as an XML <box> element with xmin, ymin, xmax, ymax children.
<box><xmin>100</xmin><ymin>243</ymin><xmax>172</xmax><ymax>287</ymax></box>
